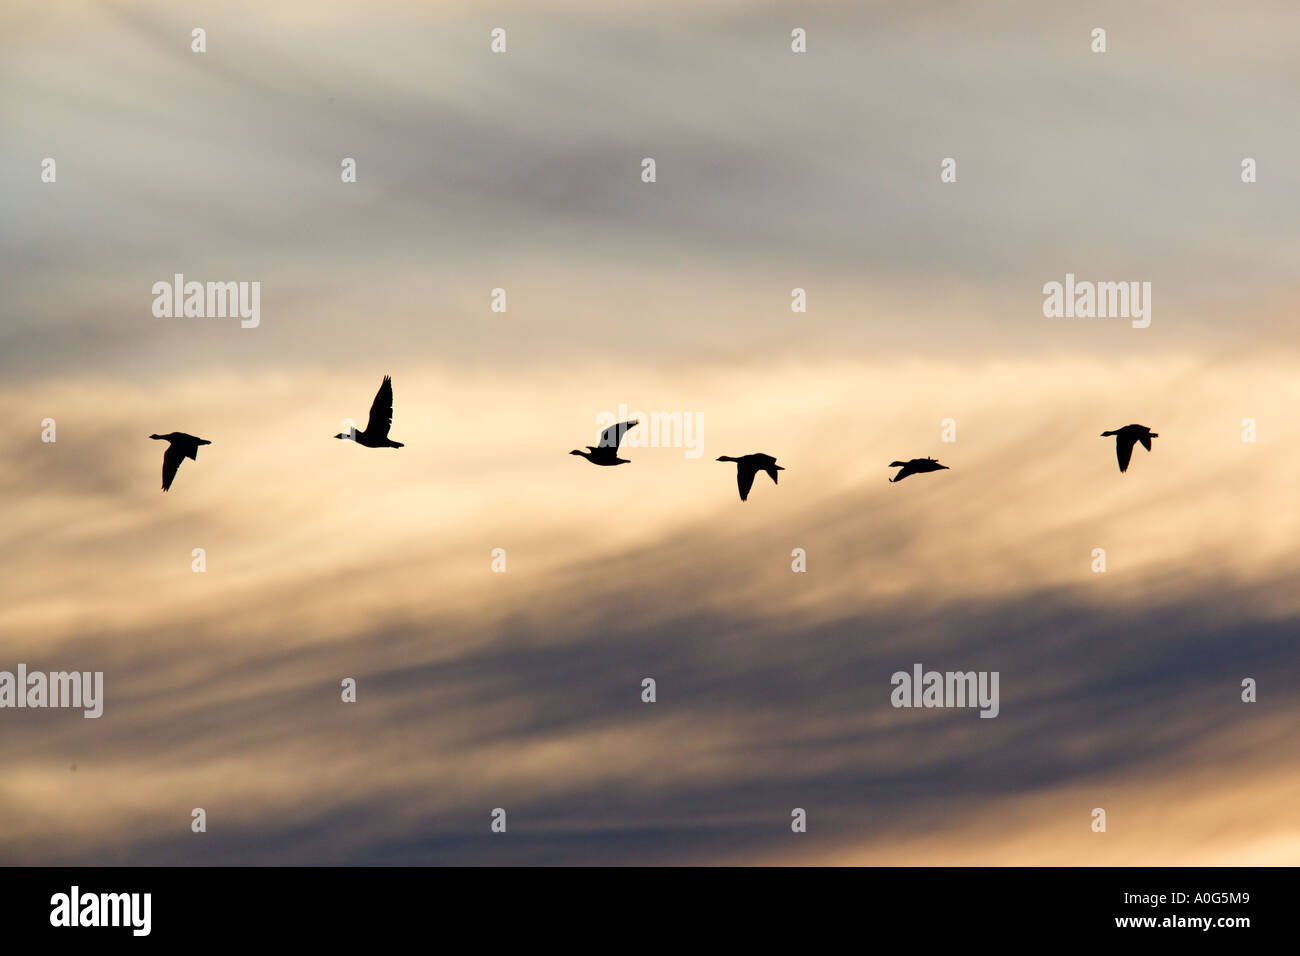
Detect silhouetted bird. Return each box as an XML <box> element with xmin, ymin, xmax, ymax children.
<box><xmin>716</xmin><ymin>453</ymin><xmax>784</xmax><ymax>501</ymax></box>
<box><xmin>888</xmin><ymin>457</ymin><xmax>948</xmax><ymax>483</ymax></box>
<box><xmin>334</xmin><ymin>376</ymin><xmax>404</xmax><ymax>448</ymax></box>
<box><xmin>570</xmin><ymin>419</ymin><xmax>639</xmax><ymax>466</ymax></box>
<box><xmin>150</xmin><ymin>432</ymin><xmax>211</xmax><ymax>492</ymax></box>
<box><xmin>1101</xmin><ymin>424</ymin><xmax>1157</xmax><ymax>473</ymax></box>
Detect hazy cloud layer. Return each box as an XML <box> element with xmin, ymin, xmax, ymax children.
<box><xmin>3</xmin><ymin>358</ymin><xmax>1298</xmax><ymax>863</ymax></box>
<box><xmin>3</xmin><ymin>1</ymin><xmax>1299</xmax><ymax>381</ymax></box>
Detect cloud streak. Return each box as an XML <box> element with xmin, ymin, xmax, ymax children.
<box><xmin>3</xmin><ymin>355</ymin><xmax>1299</xmax><ymax>862</ymax></box>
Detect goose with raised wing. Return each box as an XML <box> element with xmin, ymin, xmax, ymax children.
<box><xmin>570</xmin><ymin>419</ymin><xmax>639</xmax><ymax>466</ymax></box>
<box><xmin>334</xmin><ymin>376</ymin><xmax>404</xmax><ymax>448</ymax></box>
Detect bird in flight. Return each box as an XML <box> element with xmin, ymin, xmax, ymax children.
<box><xmin>888</xmin><ymin>457</ymin><xmax>949</xmax><ymax>483</ymax></box>
<box><xmin>150</xmin><ymin>432</ymin><xmax>211</xmax><ymax>492</ymax></box>
<box><xmin>570</xmin><ymin>419</ymin><xmax>639</xmax><ymax>466</ymax></box>
<box><xmin>716</xmin><ymin>453</ymin><xmax>784</xmax><ymax>501</ymax></box>
<box><xmin>1101</xmin><ymin>424</ymin><xmax>1157</xmax><ymax>473</ymax></box>
<box><xmin>334</xmin><ymin>376</ymin><xmax>404</xmax><ymax>448</ymax></box>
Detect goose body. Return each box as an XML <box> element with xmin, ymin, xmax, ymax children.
<box><xmin>150</xmin><ymin>432</ymin><xmax>211</xmax><ymax>492</ymax></box>
<box><xmin>1101</xmin><ymin>424</ymin><xmax>1157</xmax><ymax>473</ymax></box>
<box><xmin>716</xmin><ymin>453</ymin><xmax>784</xmax><ymax>501</ymax></box>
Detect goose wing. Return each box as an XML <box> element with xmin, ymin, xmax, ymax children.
<box><xmin>1138</xmin><ymin>432</ymin><xmax>1153</xmax><ymax>452</ymax></box>
<box><xmin>598</xmin><ymin>419</ymin><xmax>638</xmax><ymax>448</ymax></box>
<box><xmin>161</xmin><ymin>443</ymin><xmax>185</xmax><ymax>491</ymax></box>
<box><xmin>1116</xmin><ymin>434</ymin><xmax>1137</xmax><ymax>472</ymax></box>
<box><xmin>761</xmin><ymin>461</ymin><xmax>781</xmax><ymax>485</ymax></box>
<box><xmin>736</xmin><ymin>463</ymin><xmax>757</xmax><ymax>501</ymax></box>
<box><xmin>364</xmin><ymin>376</ymin><xmax>395</xmax><ymax>438</ymax></box>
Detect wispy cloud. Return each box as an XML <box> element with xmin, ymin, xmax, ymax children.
<box><xmin>3</xmin><ymin>356</ymin><xmax>1298</xmax><ymax>862</ymax></box>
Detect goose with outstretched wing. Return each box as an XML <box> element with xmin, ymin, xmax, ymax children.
<box><xmin>570</xmin><ymin>419</ymin><xmax>639</xmax><ymax>466</ymax></box>
<box><xmin>888</xmin><ymin>457</ymin><xmax>948</xmax><ymax>483</ymax></box>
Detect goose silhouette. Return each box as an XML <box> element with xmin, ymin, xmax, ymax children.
<box><xmin>888</xmin><ymin>457</ymin><xmax>948</xmax><ymax>483</ymax></box>
<box><xmin>334</xmin><ymin>376</ymin><xmax>404</xmax><ymax>448</ymax></box>
<box><xmin>570</xmin><ymin>419</ymin><xmax>639</xmax><ymax>466</ymax></box>
<box><xmin>716</xmin><ymin>453</ymin><xmax>784</xmax><ymax>501</ymax></box>
<box><xmin>150</xmin><ymin>432</ymin><xmax>211</xmax><ymax>492</ymax></box>
<box><xmin>1101</xmin><ymin>424</ymin><xmax>1157</xmax><ymax>473</ymax></box>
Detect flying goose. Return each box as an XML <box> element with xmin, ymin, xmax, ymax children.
<box><xmin>1101</xmin><ymin>424</ymin><xmax>1157</xmax><ymax>473</ymax></box>
<box><xmin>570</xmin><ymin>419</ymin><xmax>639</xmax><ymax>466</ymax></box>
<box><xmin>716</xmin><ymin>453</ymin><xmax>784</xmax><ymax>501</ymax></box>
<box><xmin>150</xmin><ymin>432</ymin><xmax>211</xmax><ymax>492</ymax></box>
<box><xmin>334</xmin><ymin>376</ymin><xmax>404</xmax><ymax>448</ymax></box>
<box><xmin>888</xmin><ymin>457</ymin><xmax>948</xmax><ymax>483</ymax></box>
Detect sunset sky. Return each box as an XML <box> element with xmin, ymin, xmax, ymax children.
<box><xmin>2</xmin><ymin>0</ymin><xmax>1298</xmax><ymax>864</ymax></box>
